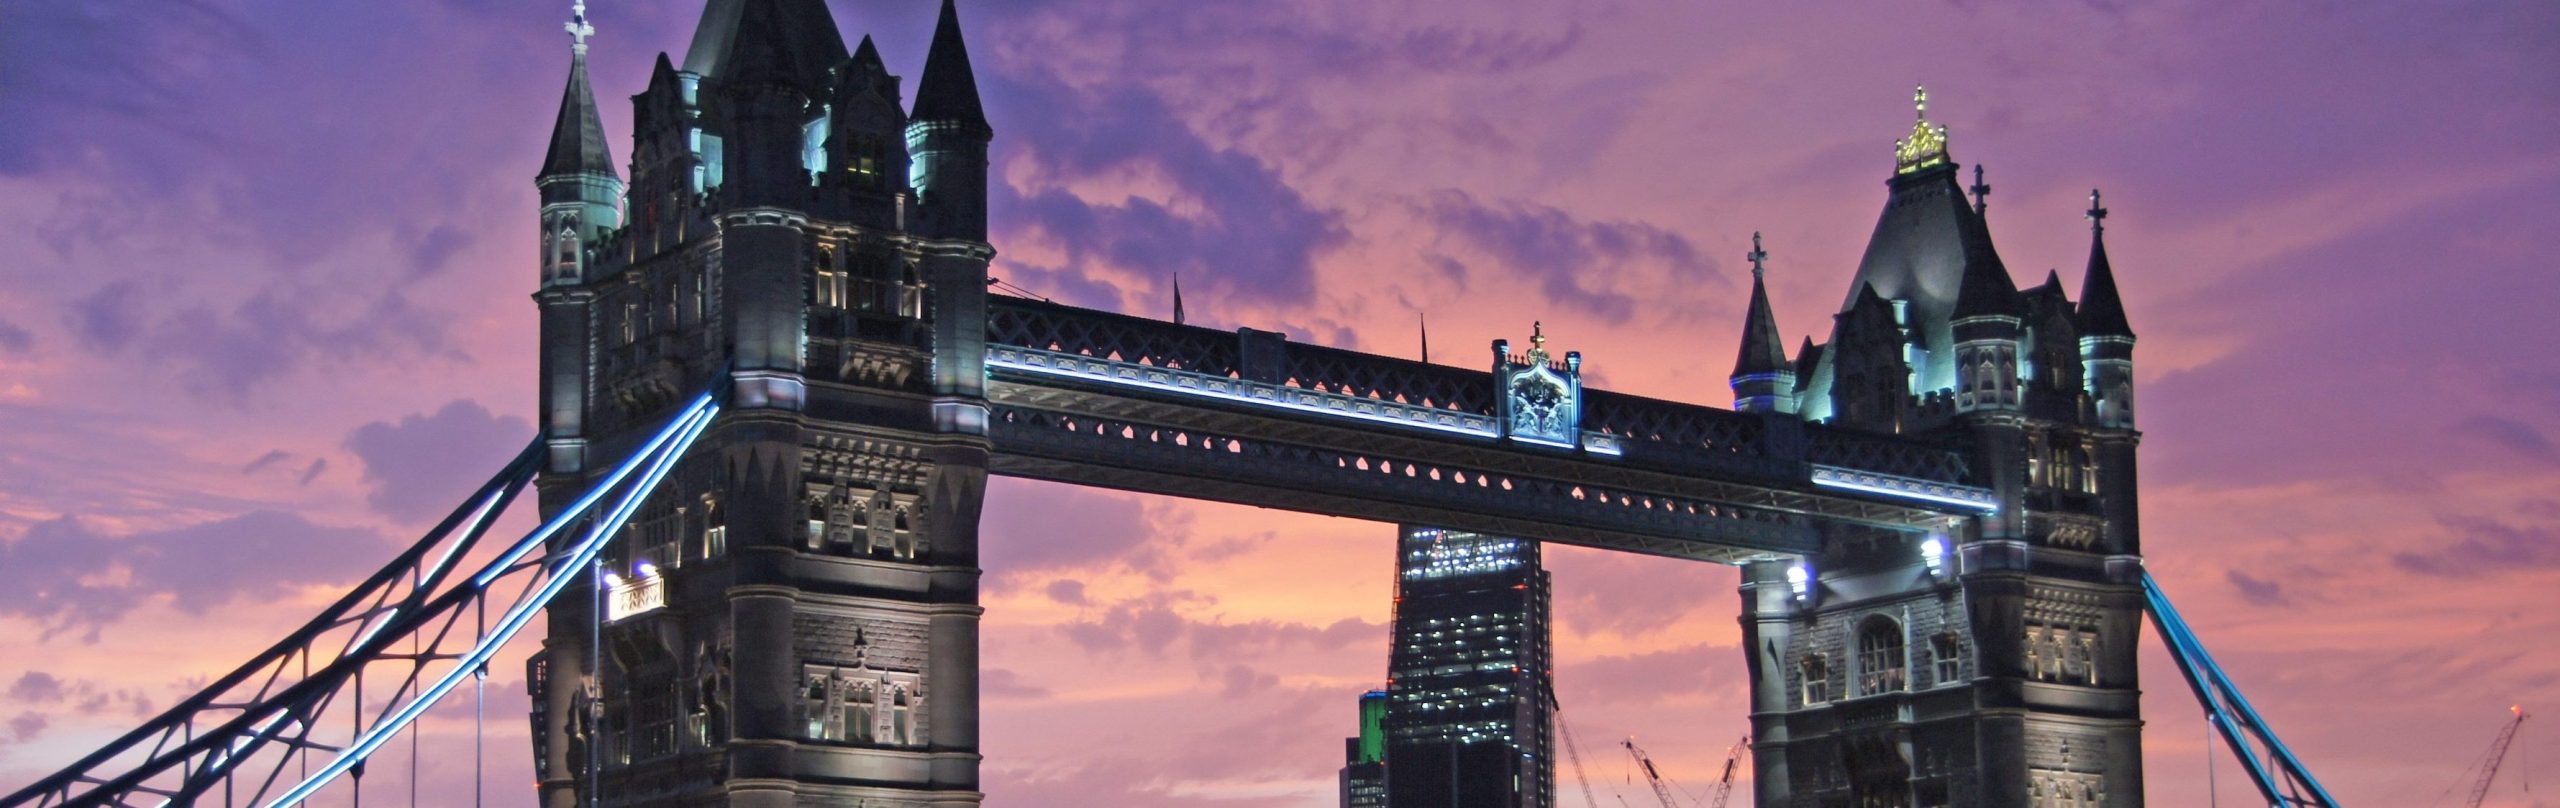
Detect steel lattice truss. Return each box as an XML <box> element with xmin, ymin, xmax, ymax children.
<box><xmin>0</xmin><ymin>392</ymin><xmax>722</xmax><ymax>808</ymax></box>
<box><xmin>2144</xmin><ymin>573</ymin><xmax>2340</xmax><ymax>808</ymax></box>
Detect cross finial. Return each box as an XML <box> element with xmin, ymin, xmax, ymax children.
<box><xmin>1914</xmin><ymin>85</ymin><xmax>1929</xmax><ymax>121</ymax></box>
<box><xmin>566</xmin><ymin>0</ymin><xmax>596</xmax><ymax>55</ymax></box>
<box><xmin>1531</xmin><ymin>321</ymin><xmax>1546</xmax><ymax>350</ymax></box>
<box><xmin>1747</xmin><ymin>232</ymin><xmax>1769</xmax><ymax>280</ymax></box>
<box><xmin>1970</xmin><ymin>165</ymin><xmax>1992</xmax><ymax>214</ymax></box>
<box><xmin>2086</xmin><ymin>188</ymin><xmax>2109</xmax><ymax>234</ymax></box>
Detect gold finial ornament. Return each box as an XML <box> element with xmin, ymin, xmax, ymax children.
<box><xmin>1895</xmin><ymin>84</ymin><xmax>1950</xmax><ymax>174</ymax></box>
<box><xmin>1526</xmin><ymin>321</ymin><xmax>1550</xmax><ymax>364</ymax></box>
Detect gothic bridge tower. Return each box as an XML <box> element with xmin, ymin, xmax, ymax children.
<box><xmin>1726</xmin><ymin>88</ymin><xmax>2145</xmax><ymax>808</ymax></box>
<box><xmin>530</xmin><ymin>0</ymin><xmax>995</xmax><ymax>805</ymax></box>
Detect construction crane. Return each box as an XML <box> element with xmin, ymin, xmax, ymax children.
<box><xmin>1547</xmin><ymin>692</ymin><xmax>1604</xmax><ymax>808</ymax></box>
<box><xmin>1703</xmin><ymin>735</ymin><xmax>1750</xmax><ymax>808</ymax></box>
<box><xmin>1622</xmin><ymin>737</ymin><xmax>1685</xmax><ymax>808</ymax></box>
<box><xmin>2454</xmin><ymin>706</ymin><xmax>2530</xmax><ymax>808</ymax></box>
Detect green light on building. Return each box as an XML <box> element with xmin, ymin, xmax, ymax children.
<box><xmin>1357</xmin><ymin>690</ymin><xmax>1388</xmax><ymax>764</ymax></box>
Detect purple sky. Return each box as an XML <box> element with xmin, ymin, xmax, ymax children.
<box><xmin>2</xmin><ymin>0</ymin><xmax>2557</xmax><ymax>805</ymax></box>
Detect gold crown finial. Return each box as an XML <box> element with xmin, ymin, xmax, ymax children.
<box><xmin>1895</xmin><ymin>84</ymin><xmax>1950</xmax><ymax>174</ymax></box>
<box><xmin>1526</xmin><ymin>321</ymin><xmax>1550</xmax><ymax>364</ymax></box>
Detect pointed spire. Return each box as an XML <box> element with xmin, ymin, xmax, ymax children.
<box><xmin>2077</xmin><ymin>188</ymin><xmax>2134</xmax><ymax>337</ymax></box>
<box><xmin>1172</xmin><ymin>273</ymin><xmax>1186</xmax><ymax>325</ymax></box>
<box><xmin>912</xmin><ymin>0</ymin><xmax>989</xmax><ymax>132</ymax></box>
<box><xmin>1734</xmin><ymin>232</ymin><xmax>1788</xmax><ymax>379</ymax></box>
<box><xmin>542</xmin><ymin>1</ymin><xmax>617</xmax><ymax>180</ymax></box>
<box><xmin>684</xmin><ymin>0</ymin><xmax>848</xmax><ymax>87</ymax></box>
<box><xmin>1970</xmin><ymin>164</ymin><xmax>1991</xmax><ymax>215</ymax></box>
<box><xmin>1419</xmin><ymin>313</ymin><xmax>1431</xmax><ymax>364</ymax></box>
<box><xmin>1951</xmin><ymin>183</ymin><xmax>2023</xmax><ymax>321</ymax></box>
<box><xmin>852</xmin><ymin>34</ymin><xmax>885</xmax><ymax>73</ymax></box>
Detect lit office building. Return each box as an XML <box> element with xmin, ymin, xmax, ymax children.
<box><xmin>1382</xmin><ymin>526</ymin><xmax>1554</xmax><ymax>808</ymax></box>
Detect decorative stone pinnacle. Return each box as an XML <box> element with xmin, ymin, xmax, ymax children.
<box><xmin>2087</xmin><ymin>188</ymin><xmax>2109</xmax><ymax>234</ymax></box>
<box><xmin>1748</xmin><ymin>232</ymin><xmax>1769</xmax><ymax>279</ymax></box>
<box><xmin>566</xmin><ymin>0</ymin><xmax>595</xmax><ymax>55</ymax></box>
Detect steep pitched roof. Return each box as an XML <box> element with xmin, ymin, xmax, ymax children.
<box><xmin>541</xmin><ymin>52</ymin><xmax>617</xmax><ymax>179</ymax></box>
<box><xmin>911</xmin><ymin>0</ymin><xmax>988</xmax><ymax>130</ymax></box>
<box><xmin>1950</xmin><ymin>206</ymin><xmax>2023</xmax><ymax>320</ymax></box>
<box><xmin>1733</xmin><ymin>271</ymin><xmax>1790</xmax><ymax>378</ymax></box>
<box><xmin>682</xmin><ymin>0</ymin><xmax>848</xmax><ymax>88</ymax></box>
<box><xmin>2077</xmin><ymin>228</ymin><xmax>2134</xmax><ymax>337</ymax></box>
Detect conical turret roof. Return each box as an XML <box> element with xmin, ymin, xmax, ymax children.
<box><xmin>1735</xmin><ymin>271</ymin><xmax>1789</xmax><ymax>379</ymax></box>
<box><xmin>2078</xmin><ymin>227</ymin><xmax>2134</xmax><ymax>337</ymax></box>
<box><xmin>912</xmin><ymin>0</ymin><xmax>989</xmax><ymax>130</ymax></box>
<box><xmin>541</xmin><ymin>49</ymin><xmax>617</xmax><ymax>179</ymax></box>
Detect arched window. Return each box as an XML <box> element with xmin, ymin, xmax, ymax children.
<box><xmin>553</xmin><ymin>227</ymin><xmax>581</xmax><ymax>281</ymax></box>
<box><xmin>1855</xmin><ymin>617</ymin><xmax>1907</xmax><ymax>696</ymax></box>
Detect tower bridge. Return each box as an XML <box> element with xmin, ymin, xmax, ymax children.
<box><xmin>2</xmin><ymin>1</ymin><xmax>2337</xmax><ymax>807</ymax></box>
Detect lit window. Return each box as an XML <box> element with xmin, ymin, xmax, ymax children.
<box><xmin>1799</xmin><ymin>655</ymin><xmax>1830</xmax><ymax>705</ymax></box>
<box><xmin>1855</xmin><ymin>617</ymin><xmax>1907</xmax><ymax>696</ymax></box>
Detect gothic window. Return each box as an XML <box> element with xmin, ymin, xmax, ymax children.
<box><xmin>891</xmin><ymin>686</ymin><xmax>913</xmax><ymax>743</ymax></box>
<box><xmin>550</xmin><ymin>227</ymin><xmax>581</xmax><ymax>282</ymax></box>
<box><xmin>804</xmin><ymin>672</ymin><xmax>842</xmax><ymax>741</ymax></box>
<box><xmin>846</xmin><ymin>134</ymin><xmax>882</xmax><ymax>187</ymax></box>
<box><xmin>1931</xmin><ymin>632</ymin><xmax>1964</xmax><ymax>686</ymax></box>
<box><xmin>2025</xmin><ymin>622</ymin><xmax>2101</xmax><ymax>685</ymax></box>
<box><xmin>805</xmin><ymin>497</ymin><xmax>828</xmax><ymax>550</ymax></box>
<box><xmin>620</xmin><ymin>302</ymin><xmax>638</xmax><ymax>346</ymax></box>
<box><xmin>630</xmin><ymin>678</ymin><xmax>677</xmax><ymax>762</ymax></box>
<box><xmin>1855</xmin><ymin>617</ymin><xmax>1908</xmax><ymax>696</ymax></box>
<box><xmin>899</xmin><ymin>261</ymin><xmax>925</xmax><ymax>319</ymax></box>
<box><xmin>700</xmin><ymin>495</ymin><xmax>726</xmax><ymax>560</ymax></box>
<box><xmin>1799</xmin><ymin>654</ymin><xmax>1830</xmax><ymax>705</ymax></box>
<box><xmin>815</xmin><ymin>245</ymin><xmax>848</xmax><ymax>309</ymax></box>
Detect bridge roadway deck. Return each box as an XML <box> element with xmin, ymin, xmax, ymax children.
<box><xmin>977</xmin><ymin>298</ymin><xmax>1992</xmax><ymax>564</ymax></box>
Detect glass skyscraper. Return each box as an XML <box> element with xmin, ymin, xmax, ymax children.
<box><xmin>1380</xmin><ymin>526</ymin><xmax>1554</xmax><ymax>808</ymax></box>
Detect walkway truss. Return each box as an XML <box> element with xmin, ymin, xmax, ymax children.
<box><xmin>0</xmin><ymin>391</ymin><xmax>721</xmax><ymax>808</ymax></box>
<box><xmin>0</xmin><ymin>380</ymin><xmax>2339</xmax><ymax>808</ymax></box>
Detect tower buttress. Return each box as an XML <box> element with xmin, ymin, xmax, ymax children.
<box><xmin>1731</xmin><ymin>232</ymin><xmax>1797</xmax><ymax>413</ymax></box>
<box><xmin>908</xmin><ymin>0</ymin><xmax>992</xmax><ymax>243</ymax></box>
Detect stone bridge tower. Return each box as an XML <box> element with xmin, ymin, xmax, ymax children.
<box><xmin>1726</xmin><ymin>89</ymin><xmax>2146</xmax><ymax>808</ymax></box>
<box><xmin>529</xmin><ymin>1</ymin><xmax>994</xmax><ymax>805</ymax></box>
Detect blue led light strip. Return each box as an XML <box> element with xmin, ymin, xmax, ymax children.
<box><xmin>989</xmin><ymin>348</ymin><xmax>1635</xmax><ymax>454</ymax></box>
<box><xmin>1808</xmin><ymin>470</ymin><xmax>1999</xmax><ymax>513</ymax></box>
<box><xmin>2143</xmin><ymin>572</ymin><xmax>2337</xmax><ymax>808</ymax></box>
<box><xmin>262</xmin><ymin>397</ymin><xmax>719</xmax><ymax>808</ymax></box>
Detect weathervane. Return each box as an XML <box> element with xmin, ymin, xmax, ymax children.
<box><xmin>567</xmin><ymin>0</ymin><xmax>596</xmax><ymax>55</ymax></box>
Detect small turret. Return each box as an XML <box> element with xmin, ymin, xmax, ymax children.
<box><xmin>1730</xmin><ymin>233</ymin><xmax>1797</xmax><ymax>414</ymax></box>
<box><xmin>907</xmin><ymin>0</ymin><xmax>992</xmax><ymax>243</ymax></box>
<box><xmin>538</xmin><ymin>0</ymin><xmax>625</xmax><ymax>288</ymax></box>
<box><xmin>1949</xmin><ymin>171</ymin><xmax>2024</xmax><ymax>413</ymax></box>
<box><xmin>2077</xmin><ymin>189</ymin><xmax>2136</xmax><ymax>427</ymax></box>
